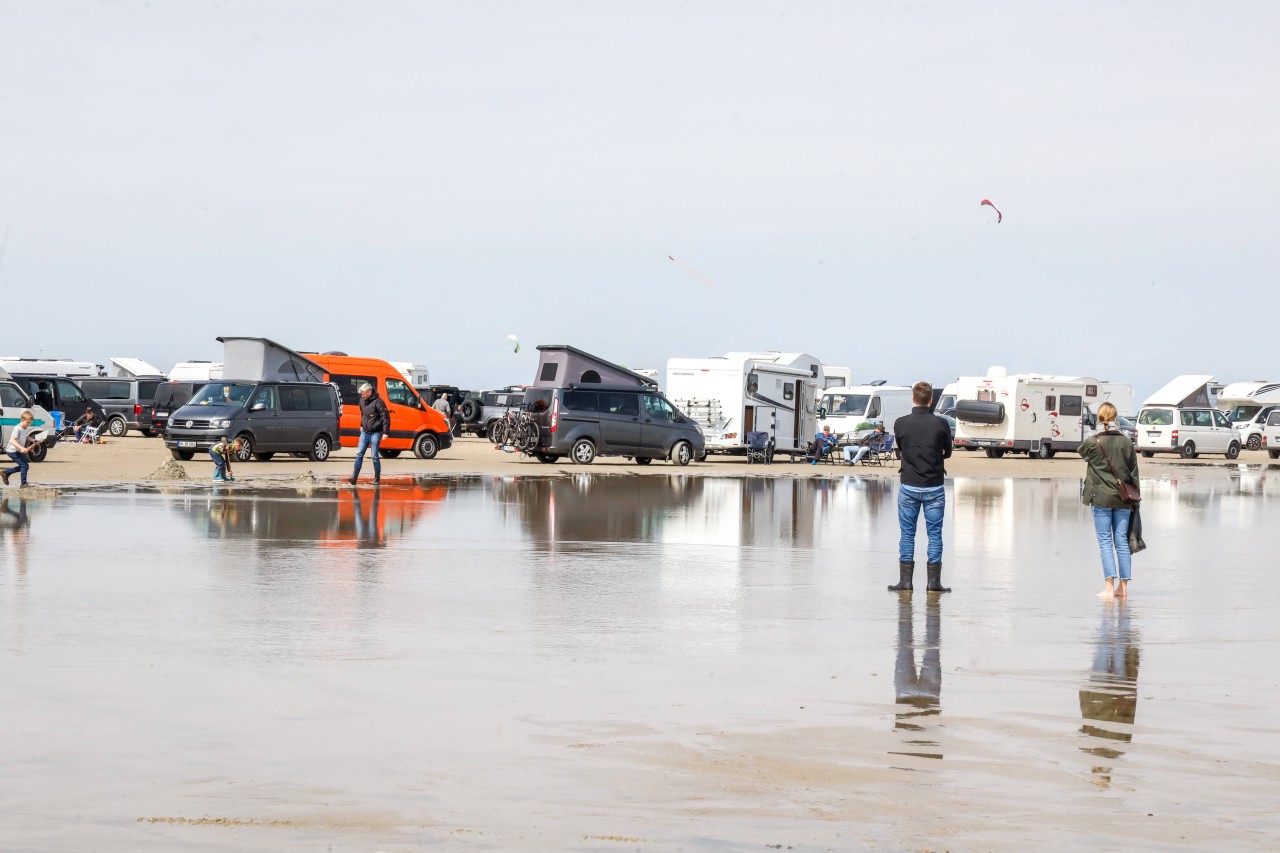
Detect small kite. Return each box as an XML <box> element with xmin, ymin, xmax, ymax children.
<box><xmin>667</xmin><ymin>255</ymin><xmax>719</xmax><ymax>288</ymax></box>
<box><xmin>506</xmin><ymin>334</ymin><xmax>520</xmax><ymax>354</ymax></box>
<box><xmin>980</xmin><ymin>198</ymin><xmax>1003</xmax><ymax>224</ymax></box>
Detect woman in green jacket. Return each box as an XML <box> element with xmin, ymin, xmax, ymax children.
<box><xmin>1078</xmin><ymin>402</ymin><xmax>1140</xmax><ymax>600</ymax></box>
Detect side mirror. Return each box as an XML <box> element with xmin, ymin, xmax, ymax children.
<box><xmin>818</xmin><ymin>407</ymin><xmax>827</xmax><ymax>420</ymax></box>
<box><xmin>250</xmin><ymin>402</ymin><xmax>266</xmax><ymax>412</ymax></box>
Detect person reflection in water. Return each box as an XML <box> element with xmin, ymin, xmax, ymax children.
<box><xmin>352</xmin><ymin>488</ymin><xmax>385</xmax><ymax>548</ymax></box>
<box><xmin>0</xmin><ymin>496</ymin><xmax>32</xmax><ymax>576</ymax></box>
<box><xmin>892</xmin><ymin>594</ymin><xmax>943</xmax><ymax>760</ymax></box>
<box><xmin>1078</xmin><ymin>602</ymin><xmax>1140</xmax><ymax>789</ymax></box>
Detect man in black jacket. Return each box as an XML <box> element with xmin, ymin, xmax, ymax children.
<box><xmin>889</xmin><ymin>381</ymin><xmax>953</xmax><ymax>593</ymax></box>
<box><xmin>349</xmin><ymin>382</ymin><xmax>390</xmax><ymax>485</ymax></box>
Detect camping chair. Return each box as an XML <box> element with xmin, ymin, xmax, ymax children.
<box><xmin>745</xmin><ymin>431</ymin><xmax>773</xmax><ymax>464</ymax></box>
<box><xmin>868</xmin><ymin>433</ymin><xmax>896</xmax><ymax>466</ymax></box>
<box><xmin>76</xmin><ymin>421</ymin><xmax>103</xmax><ymax>444</ymax></box>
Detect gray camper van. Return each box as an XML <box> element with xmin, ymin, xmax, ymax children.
<box><xmin>164</xmin><ymin>380</ymin><xmax>340</xmax><ymax>462</ymax></box>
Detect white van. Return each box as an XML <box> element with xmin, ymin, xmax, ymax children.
<box><xmin>0</xmin><ymin>376</ymin><xmax>57</xmax><ymax>462</ymax></box>
<box><xmin>1261</xmin><ymin>410</ymin><xmax>1280</xmax><ymax>459</ymax></box>
<box><xmin>817</xmin><ymin>383</ymin><xmax>914</xmax><ymax>439</ymax></box>
<box><xmin>1136</xmin><ymin>374</ymin><xmax>1240</xmax><ymax>459</ymax></box>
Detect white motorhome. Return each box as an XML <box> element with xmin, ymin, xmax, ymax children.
<box><xmin>0</xmin><ymin>357</ymin><xmax>105</xmax><ymax>378</ymax></box>
<box><xmin>168</xmin><ymin>361</ymin><xmax>224</xmax><ymax>382</ymax></box>
<box><xmin>109</xmin><ymin>357</ymin><xmax>166</xmax><ymax>378</ymax></box>
<box><xmin>822</xmin><ymin>365</ymin><xmax>852</xmax><ymax>389</ymax></box>
<box><xmin>1217</xmin><ymin>381</ymin><xmax>1280</xmax><ymax>451</ymax></box>
<box><xmin>817</xmin><ymin>382</ymin><xmax>914</xmax><ymax>439</ymax></box>
<box><xmin>952</xmin><ymin>367</ymin><xmax>1113</xmax><ymax>458</ymax></box>
<box><xmin>936</xmin><ymin>382</ymin><xmax>959</xmax><ymax>415</ymax></box>
<box><xmin>389</xmin><ymin>361</ymin><xmax>431</xmax><ymax>388</ymax></box>
<box><xmin>666</xmin><ymin>352</ymin><xmax>824</xmax><ymax>457</ymax></box>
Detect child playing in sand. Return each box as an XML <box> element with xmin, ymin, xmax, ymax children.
<box><xmin>3</xmin><ymin>410</ymin><xmax>40</xmax><ymax>487</ymax></box>
<box><xmin>210</xmin><ymin>436</ymin><xmax>240</xmax><ymax>482</ymax></box>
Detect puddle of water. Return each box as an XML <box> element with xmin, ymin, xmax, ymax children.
<box><xmin>2</xmin><ymin>475</ymin><xmax>1279</xmax><ymax>850</ymax></box>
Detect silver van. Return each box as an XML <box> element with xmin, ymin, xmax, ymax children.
<box><xmin>164</xmin><ymin>380</ymin><xmax>340</xmax><ymax>463</ymax></box>
<box><xmin>524</xmin><ymin>384</ymin><xmax>705</xmax><ymax>465</ymax></box>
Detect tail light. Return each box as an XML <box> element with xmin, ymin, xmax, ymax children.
<box><xmin>133</xmin><ymin>404</ymin><xmax>142</xmax><ymax>416</ymax></box>
<box><xmin>1171</xmin><ymin>429</ymin><xmax>1179</xmax><ymax>447</ymax></box>
<box><xmin>549</xmin><ymin>397</ymin><xmax>559</xmax><ymax>433</ymax></box>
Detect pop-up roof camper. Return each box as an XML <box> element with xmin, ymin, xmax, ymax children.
<box><xmin>168</xmin><ymin>361</ymin><xmax>224</xmax><ymax>382</ymax></box>
<box><xmin>532</xmin><ymin>345</ymin><xmax>657</xmax><ymax>389</ymax></box>
<box><xmin>216</xmin><ymin>336</ymin><xmax>326</xmax><ymax>383</ymax></box>
<box><xmin>1142</xmin><ymin>375</ymin><xmax>1218</xmax><ymax>408</ymax></box>
<box><xmin>109</xmin><ymin>357</ymin><xmax>166</xmax><ymax>378</ymax></box>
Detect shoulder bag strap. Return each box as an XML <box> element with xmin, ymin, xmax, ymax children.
<box><xmin>1095</xmin><ymin>433</ymin><xmax>1128</xmax><ymax>485</ymax></box>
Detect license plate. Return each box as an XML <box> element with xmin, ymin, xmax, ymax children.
<box><xmin>178</xmin><ymin>441</ymin><xmax>197</xmax><ymax>448</ymax></box>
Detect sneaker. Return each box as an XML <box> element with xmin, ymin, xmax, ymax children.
<box><xmin>347</xmin><ymin>476</ymin><xmax>357</xmax><ymax>485</ymax></box>
<box><xmin>1</xmin><ymin>472</ymin><xmax>8</xmax><ymax>486</ymax></box>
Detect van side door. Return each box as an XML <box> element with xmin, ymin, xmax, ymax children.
<box><xmin>244</xmin><ymin>385</ymin><xmax>281</xmax><ymax>450</ymax></box>
<box><xmin>639</xmin><ymin>393</ymin><xmax>680</xmax><ymax>455</ymax></box>
<box><xmin>596</xmin><ymin>391</ymin><xmax>642</xmax><ymax>452</ymax></box>
<box><xmin>1212</xmin><ymin>409</ymin><xmax>1234</xmax><ymax>451</ymax></box>
<box><xmin>384</xmin><ymin>378</ymin><xmax>423</xmax><ymax>447</ymax></box>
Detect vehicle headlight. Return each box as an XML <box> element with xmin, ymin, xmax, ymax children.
<box><xmin>214</xmin><ymin>419</ymin><xmax>231</xmax><ymax>429</ymax></box>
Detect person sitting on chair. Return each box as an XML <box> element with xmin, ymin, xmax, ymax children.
<box><xmin>844</xmin><ymin>424</ymin><xmax>886</xmax><ymax>466</ymax></box>
<box><xmin>811</xmin><ymin>425</ymin><xmax>839</xmax><ymax>464</ymax></box>
<box><xmin>74</xmin><ymin>410</ymin><xmax>99</xmax><ymax>443</ymax></box>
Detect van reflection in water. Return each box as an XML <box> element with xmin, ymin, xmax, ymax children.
<box><xmin>891</xmin><ymin>594</ymin><xmax>943</xmax><ymax>760</ymax></box>
<box><xmin>1078</xmin><ymin>602</ymin><xmax>1140</xmax><ymax>789</ymax></box>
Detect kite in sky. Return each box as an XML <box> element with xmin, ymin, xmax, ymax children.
<box><xmin>506</xmin><ymin>334</ymin><xmax>520</xmax><ymax>354</ymax></box>
<box><xmin>667</xmin><ymin>255</ymin><xmax>719</xmax><ymax>288</ymax></box>
<box><xmin>980</xmin><ymin>198</ymin><xmax>1003</xmax><ymax>223</ymax></box>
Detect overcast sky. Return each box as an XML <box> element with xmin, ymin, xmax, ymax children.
<box><xmin>2</xmin><ymin>2</ymin><xmax>1276</xmax><ymax>400</ymax></box>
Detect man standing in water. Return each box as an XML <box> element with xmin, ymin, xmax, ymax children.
<box><xmin>349</xmin><ymin>382</ymin><xmax>389</xmax><ymax>486</ymax></box>
<box><xmin>888</xmin><ymin>381</ymin><xmax>953</xmax><ymax>593</ymax></box>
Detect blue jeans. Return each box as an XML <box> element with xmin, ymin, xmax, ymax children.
<box><xmin>844</xmin><ymin>445</ymin><xmax>870</xmax><ymax>465</ymax></box>
<box><xmin>209</xmin><ymin>449</ymin><xmax>228</xmax><ymax>480</ymax></box>
<box><xmin>4</xmin><ymin>451</ymin><xmax>30</xmax><ymax>485</ymax></box>
<box><xmin>899</xmin><ymin>484</ymin><xmax>946</xmax><ymax>563</ymax></box>
<box><xmin>1091</xmin><ymin>506</ymin><xmax>1132</xmax><ymax>581</ymax></box>
<box><xmin>352</xmin><ymin>430</ymin><xmax>382</xmax><ymax>478</ymax></box>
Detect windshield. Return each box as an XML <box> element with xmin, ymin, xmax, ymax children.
<box><xmin>1224</xmin><ymin>405</ymin><xmax>1261</xmax><ymax>423</ymax></box>
<box><xmin>1116</xmin><ymin>415</ymin><xmax>1135</xmax><ymax>428</ymax></box>
<box><xmin>189</xmin><ymin>383</ymin><xmax>255</xmax><ymax>407</ymax></box>
<box><xmin>937</xmin><ymin>395</ymin><xmax>956</xmax><ymax>412</ymax></box>
<box><xmin>1138</xmin><ymin>408</ymin><xmax>1174</xmax><ymax>426</ymax></box>
<box><xmin>819</xmin><ymin>393</ymin><xmax>871</xmax><ymax>416</ymax></box>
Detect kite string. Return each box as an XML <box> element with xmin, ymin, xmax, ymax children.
<box><xmin>667</xmin><ymin>255</ymin><xmax>718</xmax><ymax>288</ymax></box>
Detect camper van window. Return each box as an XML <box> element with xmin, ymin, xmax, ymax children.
<box><xmin>562</xmin><ymin>390</ymin><xmax>599</xmax><ymax>412</ymax></box>
<box><xmin>55</xmin><ymin>379</ymin><xmax>88</xmax><ymax>404</ymax></box>
<box><xmin>1213</xmin><ymin>410</ymin><xmax>1231</xmax><ymax>428</ymax></box>
<box><xmin>192</xmin><ymin>384</ymin><xmax>253</xmax><ymax>406</ymax></box>
<box><xmin>330</xmin><ymin>374</ymin><xmax>376</xmax><ymax>406</ymax></box>
<box><xmin>138</xmin><ymin>381</ymin><xmax>161</xmax><ymax>400</ymax></box>
<box><xmin>1225</xmin><ymin>405</ymin><xmax>1260</xmax><ymax>422</ymax></box>
<box><xmin>746</xmin><ymin>373</ymin><xmax>759</xmax><ymax>394</ymax></box>
<box><xmin>1045</xmin><ymin>395</ymin><xmax>1056</xmax><ymax>411</ymax></box>
<box><xmin>1179</xmin><ymin>411</ymin><xmax>1195</xmax><ymax>427</ymax></box>
<box><xmin>643</xmin><ymin>395</ymin><xmax>676</xmax><ymax>422</ymax></box>
<box><xmin>599</xmin><ymin>392</ymin><xmax>639</xmax><ymax>417</ymax></box>
<box><xmin>1059</xmin><ymin>396</ymin><xmax>1082</xmax><ymax>416</ymax></box>
<box><xmin>280</xmin><ymin>387</ymin><xmax>310</xmax><ymax>412</ymax></box>
<box><xmin>1269</xmin><ymin>411</ymin><xmax>1280</xmax><ymax>427</ymax></box>
<box><xmin>977</xmin><ymin>389</ymin><xmax>996</xmax><ymax>402</ymax></box>
<box><xmin>249</xmin><ymin>387</ymin><xmax>277</xmax><ymax>412</ymax></box>
<box><xmin>783</xmin><ymin>382</ymin><xmax>794</xmax><ymax>401</ymax></box>
<box><xmin>1139</xmin><ymin>409</ymin><xmax>1173</xmax><ymax>426</ymax></box>
<box><xmin>307</xmin><ymin>387</ymin><xmax>335</xmax><ymax>411</ymax></box>
<box><xmin>385</xmin><ymin>378</ymin><xmax>418</xmax><ymax>408</ymax></box>
<box><xmin>1085</xmin><ymin>385</ymin><xmax>1098</xmax><ymax>397</ymax></box>
<box><xmin>539</xmin><ymin>363</ymin><xmax>559</xmax><ymax>383</ymax></box>
<box><xmin>0</xmin><ymin>384</ymin><xmax>28</xmax><ymax>407</ymax></box>
<box><xmin>867</xmin><ymin>397</ymin><xmax>881</xmax><ymax>418</ymax></box>
<box><xmin>580</xmin><ymin>370</ymin><xmax>601</xmax><ymax>384</ymax></box>
<box><xmin>82</xmin><ymin>380</ymin><xmax>131</xmax><ymax>399</ymax></box>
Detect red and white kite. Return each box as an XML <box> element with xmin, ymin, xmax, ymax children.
<box><xmin>980</xmin><ymin>198</ymin><xmax>1003</xmax><ymax>223</ymax></box>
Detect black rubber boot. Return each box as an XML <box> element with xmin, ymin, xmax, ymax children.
<box><xmin>888</xmin><ymin>561</ymin><xmax>914</xmax><ymax>591</ymax></box>
<box><xmin>926</xmin><ymin>563</ymin><xmax>951</xmax><ymax>593</ymax></box>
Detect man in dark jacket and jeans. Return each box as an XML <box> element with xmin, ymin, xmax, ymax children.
<box><xmin>350</xmin><ymin>382</ymin><xmax>390</xmax><ymax>485</ymax></box>
<box><xmin>889</xmin><ymin>381</ymin><xmax>954</xmax><ymax>593</ymax></box>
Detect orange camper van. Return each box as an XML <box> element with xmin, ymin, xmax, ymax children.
<box><xmin>303</xmin><ymin>353</ymin><xmax>452</xmax><ymax>459</ymax></box>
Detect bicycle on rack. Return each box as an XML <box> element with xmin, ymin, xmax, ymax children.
<box><xmin>489</xmin><ymin>405</ymin><xmax>540</xmax><ymax>454</ymax></box>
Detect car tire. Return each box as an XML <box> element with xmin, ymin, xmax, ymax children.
<box><xmin>1226</xmin><ymin>441</ymin><xmax>1241</xmax><ymax>460</ymax></box>
<box><xmin>1180</xmin><ymin>441</ymin><xmax>1196</xmax><ymax>459</ymax></box>
<box><xmin>670</xmin><ymin>440</ymin><xmax>693</xmax><ymax>466</ymax></box>
<box><xmin>171</xmin><ymin>449</ymin><xmax>195</xmax><ymax>461</ymax></box>
<box><xmin>309</xmin><ymin>435</ymin><xmax>332</xmax><ymax>462</ymax></box>
<box><xmin>1246</xmin><ymin>435</ymin><xmax>1262</xmax><ymax>451</ymax></box>
<box><xmin>1141</xmin><ymin>451</ymin><xmax>1154</xmax><ymax>458</ymax></box>
<box><xmin>535</xmin><ymin>452</ymin><xmax>561</xmax><ymax>464</ymax></box>
<box><xmin>414</xmin><ymin>432</ymin><xmax>439</xmax><ymax>460</ymax></box>
<box><xmin>1033</xmin><ymin>443</ymin><xmax>1054</xmax><ymax>460</ymax></box>
<box><xmin>233</xmin><ymin>434</ymin><xmax>254</xmax><ymax>463</ymax></box>
<box><xmin>460</xmin><ymin>399</ymin><xmax>481</xmax><ymax>423</ymax></box>
<box><xmin>985</xmin><ymin>448</ymin><xmax>1005</xmax><ymax>459</ymax></box>
<box><xmin>379</xmin><ymin>449</ymin><xmax>402</xmax><ymax>458</ymax></box>
<box><xmin>254</xmin><ymin>452</ymin><xmax>275</xmax><ymax>461</ymax></box>
<box><xmin>29</xmin><ymin>442</ymin><xmax>47</xmax><ymax>463</ymax></box>
<box><xmin>140</xmin><ymin>428</ymin><xmax>156</xmax><ymax>438</ymax></box>
<box><xmin>107</xmin><ymin>415</ymin><xmax>128</xmax><ymax>438</ymax></box>
<box><xmin>571</xmin><ymin>438</ymin><xmax>596</xmax><ymax>465</ymax></box>
<box><xmin>635</xmin><ymin>456</ymin><xmax>653</xmax><ymax>466</ymax></box>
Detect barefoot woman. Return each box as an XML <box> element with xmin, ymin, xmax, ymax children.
<box><xmin>1078</xmin><ymin>402</ymin><xmax>1140</xmax><ymax>599</ymax></box>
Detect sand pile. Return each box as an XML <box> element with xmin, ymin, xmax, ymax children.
<box><xmin>9</xmin><ymin>485</ymin><xmax>60</xmax><ymax>499</ymax></box>
<box><xmin>291</xmin><ymin>471</ymin><xmax>319</xmax><ymax>484</ymax></box>
<box><xmin>147</xmin><ymin>460</ymin><xmax>191</xmax><ymax>481</ymax></box>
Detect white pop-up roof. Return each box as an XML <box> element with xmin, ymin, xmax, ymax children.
<box><xmin>109</xmin><ymin>357</ymin><xmax>166</xmax><ymax>377</ymax></box>
<box><xmin>1143</xmin><ymin>375</ymin><xmax>1217</xmax><ymax>407</ymax></box>
<box><xmin>217</xmin><ymin>336</ymin><xmax>326</xmax><ymax>383</ymax></box>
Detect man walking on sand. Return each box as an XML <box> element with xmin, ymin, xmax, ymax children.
<box><xmin>888</xmin><ymin>381</ymin><xmax>953</xmax><ymax>593</ymax></box>
<box><xmin>349</xmin><ymin>382</ymin><xmax>389</xmax><ymax>486</ymax></box>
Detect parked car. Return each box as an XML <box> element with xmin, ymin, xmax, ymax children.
<box><xmin>79</xmin><ymin>376</ymin><xmax>166</xmax><ymax>437</ymax></box>
<box><xmin>458</xmin><ymin>387</ymin><xmax>525</xmax><ymax>438</ymax></box>
<box><xmin>523</xmin><ymin>384</ymin><xmax>705</xmax><ymax>465</ymax></box>
<box><xmin>149</xmin><ymin>381</ymin><xmax>198</xmax><ymax>436</ymax></box>
<box><xmin>0</xmin><ymin>379</ymin><xmax>56</xmax><ymax>461</ymax></box>
<box><xmin>1115</xmin><ymin>414</ymin><xmax>1138</xmax><ymax>445</ymax></box>
<box><xmin>164</xmin><ymin>380</ymin><xmax>341</xmax><ymax>463</ymax></box>
<box><xmin>1228</xmin><ymin>404</ymin><xmax>1277</xmax><ymax>451</ymax></box>
<box><xmin>1136</xmin><ymin>404</ymin><xmax>1241</xmax><ymax>459</ymax></box>
<box><xmin>1262</xmin><ymin>410</ymin><xmax>1280</xmax><ymax>459</ymax></box>
<box><xmin>8</xmin><ymin>373</ymin><xmax>107</xmax><ymax>431</ymax></box>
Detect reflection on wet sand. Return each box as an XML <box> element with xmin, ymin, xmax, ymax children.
<box><xmin>0</xmin><ymin>497</ymin><xmax>33</xmax><ymax>579</ymax></box>
<box><xmin>891</xmin><ymin>593</ymin><xmax>942</xmax><ymax>760</ymax></box>
<box><xmin>1079</xmin><ymin>602</ymin><xmax>1140</xmax><ymax>789</ymax></box>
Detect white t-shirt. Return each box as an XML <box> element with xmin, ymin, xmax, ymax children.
<box><xmin>7</xmin><ymin>425</ymin><xmax>34</xmax><ymax>454</ymax></box>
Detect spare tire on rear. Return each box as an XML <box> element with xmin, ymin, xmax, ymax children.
<box><xmin>460</xmin><ymin>399</ymin><xmax>481</xmax><ymax>423</ymax></box>
<box><xmin>955</xmin><ymin>399</ymin><xmax>1006</xmax><ymax>425</ymax></box>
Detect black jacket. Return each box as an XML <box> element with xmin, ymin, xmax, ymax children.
<box><xmin>359</xmin><ymin>393</ymin><xmax>390</xmax><ymax>434</ymax></box>
<box><xmin>893</xmin><ymin>406</ymin><xmax>952</xmax><ymax>487</ymax></box>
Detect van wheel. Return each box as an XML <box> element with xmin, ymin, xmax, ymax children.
<box><xmin>460</xmin><ymin>399</ymin><xmax>481</xmax><ymax>423</ymax></box>
<box><xmin>1226</xmin><ymin>441</ymin><xmax>1241</xmax><ymax>460</ymax></box>
<box><xmin>141</xmin><ymin>429</ymin><xmax>156</xmax><ymax>437</ymax></box>
<box><xmin>1180</xmin><ymin>441</ymin><xmax>1196</xmax><ymax>459</ymax></box>
<box><xmin>233</xmin><ymin>435</ymin><xmax>254</xmax><ymax>463</ymax></box>
<box><xmin>1141</xmin><ymin>451</ymin><xmax>1154</xmax><ymax>458</ymax></box>
<box><xmin>535</xmin><ymin>452</ymin><xmax>561</xmax><ymax>464</ymax></box>
<box><xmin>671</xmin><ymin>440</ymin><xmax>693</xmax><ymax>466</ymax></box>
<box><xmin>379</xmin><ymin>449</ymin><xmax>402</xmax><ymax>458</ymax></box>
<box><xmin>414</xmin><ymin>432</ymin><xmax>439</xmax><ymax>460</ymax></box>
<box><xmin>985</xmin><ymin>448</ymin><xmax>1005</xmax><ymax>459</ymax></box>
<box><xmin>309</xmin><ymin>435</ymin><xmax>332</xmax><ymax>462</ymax></box>
<box><xmin>635</xmin><ymin>456</ymin><xmax>652</xmax><ymax>466</ymax></box>
<box><xmin>1246</xmin><ymin>435</ymin><xmax>1262</xmax><ymax>451</ymax></box>
<box><xmin>1033</xmin><ymin>444</ymin><xmax>1054</xmax><ymax>460</ymax></box>
<box><xmin>29</xmin><ymin>442</ymin><xmax>48</xmax><ymax>463</ymax></box>
<box><xmin>171</xmin><ymin>449</ymin><xmax>194</xmax><ymax>461</ymax></box>
<box><xmin>107</xmin><ymin>416</ymin><xmax>128</xmax><ymax>437</ymax></box>
<box><xmin>254</xmin><ymin>452</ymin><xmax>275</xmax><ymax>461</ymax></box>
<box><xmin>571</xmin><ymin>438</ymin><xmax>596</xmax><ymax>464</ymax></box>
<box><xmin>1269</xmin><ymin>450</ymin><xmax>1280</xmax><ymax>459</ymax></box>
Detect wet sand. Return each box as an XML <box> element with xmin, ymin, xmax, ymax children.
<box><xmin>14</xmin><ymin>432</ymin><xmax>1280</xmax><ymax>486</ymax></box>
<box><xmin>2</xmin><ymin>475</ymin><xmax>1279</xmax><ymax>850</ymax></box>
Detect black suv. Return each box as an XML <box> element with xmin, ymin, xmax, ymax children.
<box><xmin>79</xmin><ymin>376</ymin><xmax>166</xmax><ymax>437</ymax></box>
<box><xmin>149</xmin><ymin>381</ymin><xmax>198</xmax><ymax>436</ymax></box>
<box><xmin>459</xmin><ymin>387</ymin><xmax>525</xmax><ymax>438</ymax></box>
<box><xmin>9</xmin><ymin>374</ymin><xmax>107</xmax><ymax>430</ymax></box>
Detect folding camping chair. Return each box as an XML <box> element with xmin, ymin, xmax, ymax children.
<box><xmin>745</xmin><ymin>430</ymin><xmax>773</xmax><ymax>464</ymax></box>
<box><xmin>867</xmin><ymin>433</ymin><xmax>896</xmax><ymax>466</ymax></box>
<box><xmin>77</xmin><ymin>422</ymin><xmax>102</xmax><ymax>444</ymax></box>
